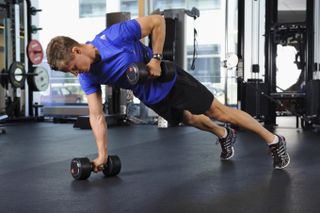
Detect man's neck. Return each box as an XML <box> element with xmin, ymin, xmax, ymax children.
<box><xmin>85</xmin><ymin>43</ymin><xmax>102</xmax><ymax>64</ymax></box>
<box><xmin>93</xmin><ymin>47</ymin><xmax>102</xmax><ymax>63</ymax></box>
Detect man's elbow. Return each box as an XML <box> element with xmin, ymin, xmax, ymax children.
<box><xmin>153</xmin><ymin>14</ymin><xmax>165</xmax><ymax>27</ymax></box>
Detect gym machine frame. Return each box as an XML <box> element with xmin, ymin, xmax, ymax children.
<box><xmin>264</xmin><ymin>0</ymin><xmax>319</xmax><ymax>128</ymax></box>
<box><xmin>238</xmin><ymin>0</ymin><xmax>319</xmax><ymax>129</ymax></box>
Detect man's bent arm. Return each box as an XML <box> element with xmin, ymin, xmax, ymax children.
<box><xmin>136</xmin><ymin>15</ymin><xmax>166</xmax><ymax>76</ymax></box>
<box><xmin>136</xmin><ymin>14</ymin><xmax>165</xmax><ymax>54</ymax></box>
<box><xmin>87</xmin><ymin>91</ymin><xmax>108</xmax><ymax>162</ymax></box>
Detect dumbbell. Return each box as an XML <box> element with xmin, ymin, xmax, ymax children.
<box><xmin>70</xmin><ymin>155</ymin><xmax>121</xmax><ymax>180</ymax></box>
<box><xmin>126</xmin><ymin>60</ymin><xmax>176</xmax><ymax>85</ymax></box>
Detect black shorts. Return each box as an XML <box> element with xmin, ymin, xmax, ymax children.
<box><xmin>147</xmin><ymin>66</ymin><xmax>214</xmax><ymax>125</ymax></box>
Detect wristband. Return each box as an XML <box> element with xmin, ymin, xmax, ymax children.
<box><xmin>152</xmin><ymin>53</ymin><xmax>163</xmax><ymax>61</ymax></box>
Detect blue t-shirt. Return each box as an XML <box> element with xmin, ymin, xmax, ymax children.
<box><xmin>78</xmin><ymin>19</ymin><xmax>176</xmax><ymax>105</ymax></box>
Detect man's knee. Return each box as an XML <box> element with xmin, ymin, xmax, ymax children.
<box><xmin>206</xmin><ymin>99</ymin><xmax>232</xmax><ymax>122</ymax></box>
<box><xmin>182</xmin><ymin>111</ymin><xmax>196</xmax><ymax>125</ymax></box>
<box><xmin>205</xmin><ymin>99</ymin><xmax>220</xmax><ymax>118</ymax></box>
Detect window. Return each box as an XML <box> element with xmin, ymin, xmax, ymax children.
<box><xmin>120</xmin><ymin>0</ymin><xmax>138</xmax><ymax>18</ymax></box>
<box><xmin>187</xmin><ymin>44</ymin><xmax>221</xmax><ymax>83</ymax></box>
<box><xmin>153</xmin><ymin>0</ymin><xmax>185</xmax><ymax>10</ymax></box>
<box><xmin>79</xmin><ymin>0</ymin><xmax>106</xmax><ymax>18</ymax></box>
<box><xmin>151</xmin><ymin>0</ymin><xmax>230</xmax><ymax>103</ymax></box>
<box><xmin>153</xmin><ymin>0</ymin><xmax>220</xmax><ymax>11</ymax></box>
<box><xmin>187</xmin><ymin>0</ymin><xmax>221</xmax><ymax>10</ymax></box>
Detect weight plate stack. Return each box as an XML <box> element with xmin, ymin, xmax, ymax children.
<box><xmin>28</xmin><ymin>66</ymin><xmax>50</xmax><ymax>91</ymax></box>
<box><xmin>8</xmin><ymin>62</ymin><xmax>26</xmax><ymax>88</ymax></box>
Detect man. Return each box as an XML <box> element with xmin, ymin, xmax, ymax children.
<box><xmin>46</xmin><ymin>14</ymin><xmax>290</xmax><ymax>172</ymax></box>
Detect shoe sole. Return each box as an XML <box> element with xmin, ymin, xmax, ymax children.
<box><xmin>221</xmin><ymin>147</ymin><xmax>234</xmax><ymax>160</ymax></box>
<box><xmin>274</xmin><ymin>153</ymin><xmax>290</xmax><ymax>169</ymax></box>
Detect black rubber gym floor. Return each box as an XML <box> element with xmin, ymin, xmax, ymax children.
<box><xmin>0</xmin><ymin>117</ymin><xmax>319</xmax><ymax>213</ymax></box>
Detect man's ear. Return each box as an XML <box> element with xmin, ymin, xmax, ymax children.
<box><xmin>71</xmin><ymin>46</ymin><xmax>81</xmax><ymax>54</ymax></box>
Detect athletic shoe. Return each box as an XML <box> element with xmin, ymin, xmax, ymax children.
<box><xmin>269</xmin><ymin>135</ymin><xmax>290</xmax><ymax>169</ymax></box>
<box><xmin>217</xmin><ymin>127</ymin><xmax>237</xmax><ymax>160</ymax></box>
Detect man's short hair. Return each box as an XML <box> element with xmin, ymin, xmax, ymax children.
<box><xmin>46</xmin><ymin>36</ymin><xmax>80</xmax><ymax>72</ymax></box>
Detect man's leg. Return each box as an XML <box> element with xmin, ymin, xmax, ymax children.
<box><xmin>205</xmin><ymin>98</ymin><xmax>275</xmax><ymax>144</ymax></box>
<box><xmin>182</xmin><ymin>98</ymin><xmax>290</xmax><ymax>169</ymax></box>
<box><xmin>204</xmin><ymin>98</ymin><xmax>290</xmax><ymax>169</ymax></box>
<box><xmin>182</xmin><ymin>110</ymin><xmax>226</xmax><ymax>138</ymax></box>
<box><xmin>182</xmin><ymin>110</ymin><xmax>236</xmax><ymax>160</ymax></box>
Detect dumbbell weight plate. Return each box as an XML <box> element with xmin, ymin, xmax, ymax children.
<box><xmin>9</xmin><ymin>62</ymin><xmax>26</xmax><ymax>88</ymax></box>
<box><xmin>28</xmin><ymin>66</ymin><xmax>50</xmax><ymax>91</ymax></box>
<box><xmin>27</xmin><ymin>39</ymin><xmax>44</xmax><ymax>65</ymax></box>
<box><xmin>70</xmin><ymin>158</ymin><xmax>92</xmax><ymax>180</ymax></box>
<box><xmin>158</xmin><ymin>60</ymin><xmax>176</xmax><ymax>82</ymax></box>
<box><xmin>102</xmin><ymin>155</ymin><xmax>122</xmax><ymax>177</ymax></box>
<box><xmin>126</xmin><ymin>62</ymin><xmax>149</xmax><ymax>85</ymax></box>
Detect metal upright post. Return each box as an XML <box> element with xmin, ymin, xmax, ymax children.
<box><xmin>26</xmin><ymin>0</ymin><xmax>33</xmax><ymax>116</ymax></box>
<box><xmin>237</xmin><ymin>0</ymin><xmax>245</xmax><ymax>105</ymax></box>
<box><xmin>264</xmin><ymin>0</ymin><xmax>278</xmax><ymax>125</ymax></box>
<box><xmin>314</xmin><ymin>0</ymin><xmax>319</xmax><ymax>67</ymax></box>
<box><xmin>305</xmin><ymin>0</ymin><xmax>314</xmax><ymax>81</ymax></box>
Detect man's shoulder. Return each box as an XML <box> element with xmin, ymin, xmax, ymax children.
<box><xmin>94</xmin><ymin>19</ymin><xmax>140</xmax><ymax>43</ymax></box>
<box><xmin>79</xmin><ymin>72</ymin><xmax>96</xmax><ymax>83</ymax></box>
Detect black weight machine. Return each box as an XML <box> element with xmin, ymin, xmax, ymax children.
<box><xmin>239</xmin><ymin>0</ymin><xmax>320</xmax><ymax>129</ymax></box>
<box><xmin>0</xmin><ymin>1</ymin><xmax>46</xmax><ymax>117</ymax></box>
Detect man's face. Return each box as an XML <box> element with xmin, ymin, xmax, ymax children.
<box><xmin>66</xmin><ymin>48</ymin><xmax>92</xmax><ymax>76</ymax></box>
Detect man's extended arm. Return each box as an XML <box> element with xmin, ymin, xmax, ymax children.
<box><xmin>87</xmin><ymin>91</ymin><xmax>108</xmax><ymax>171</ymax></box>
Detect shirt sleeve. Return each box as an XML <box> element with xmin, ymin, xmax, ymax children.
<box><xmin>104</xmin><ymin>19</ymin><xmax>142</xmax><ymax>43</ymax></box>
<box><xmin>79</xmin><ymin>74</ymin><xmax>101</xmax><ymax>95</ymax></box>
